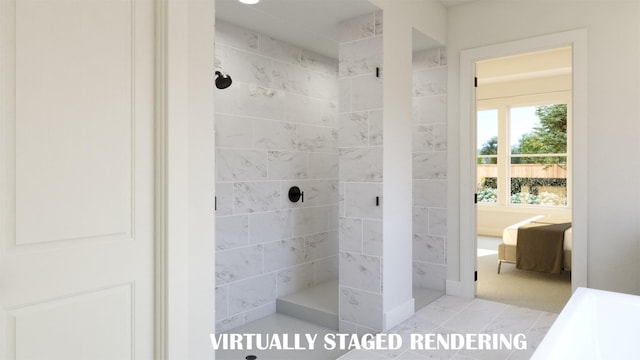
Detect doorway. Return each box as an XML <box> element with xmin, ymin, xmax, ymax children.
<box><xmin>474</xmin><ymin>48</ymin><xmax>573</xmax><ymax>312</ymax></box>
<box><xmin>455</xmin><ymin>29</ymin><xmax>588</xmax><ymax>301</ymax></box>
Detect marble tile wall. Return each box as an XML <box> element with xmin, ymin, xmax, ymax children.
<box><xmin>214</xmin><ymin>20</ymin><xmax>339</xmax><ymax>333</ymax></box>
<box><xmin>338</xmin><ymin>10</ymin><xmax>385</xmax><ymax>334</ymax></box>
<box><xmin>412</xmin><ymin>48</ymin><xmax>448</xmax><ymax>292</ymax></box>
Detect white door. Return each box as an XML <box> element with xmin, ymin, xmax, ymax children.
<box><xmin>0</xmin><ymin>0</ymin><xmax>155</xmax><ymax>358</ymax></box>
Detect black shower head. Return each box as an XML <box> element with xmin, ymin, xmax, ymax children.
<box><xmin>215</xmin><ymin>71</ymin><xmax>233</xmax><ymax>89</ymax></box>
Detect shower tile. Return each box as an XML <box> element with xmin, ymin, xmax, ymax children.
<box><xmin>433</xmin><ymin>123</ymin><xmax>447</xmax><ymax>151</ymax></box>
<box><xmin>413</xmin><ymin>233</ymin><xmax>445</xmax><ymax>264</ymax></box>
<box><xmin>439</xmin><ymin>47</ymin><xmax>448</xmax><ymax>66</ymax></box>
<box><xmin>362</xmin><ymin>219</ymin><xmax>382</xmax><ymax>256</ymax></box>
<box><xmin>293</xmin><ymin>206</ymin><xmax>330</xmax><ymax>236</ymax></box>
<box><xmin>311</xmin><ymin>71</ymin><xmax>339</xmax><ymax>101</ymax></box>
<box><xmin>339</xmin><ymin>36</ymin><xmax>382</xmax><ymax>78</ymax></box>
<box><xmin>285</xmin><ymin>94</ymin><xmax>337</xmax><ymax>127</ymax></box>
<box><xmin>272</xmin><ymin>60</ymin><xmax>311</xmax><ymax>96</ymax></box>
<box><xmin>248</xmin><ymin>209</ymin><xmax>293</xmax><ymax>244</ymax></box>
<box><xmin>304</xmin><ymin>231</ymin><xmax>338</xmax><ymax>261</ymax></box>
<box><xmin>214</xmin><ymin>44</ymin><xmax>223</xmax><ymax>71</ymax></box>
<box><xmin>344</xmin><ymin>182</ymin><xmax>382</xmax><ymax>219</ymax></box>
<box><xmin>215</xmin><ymin>20</ymin><xmax>259</xmax><ymax>53</ymax></box>
<box><xmin>216</xmin><ymin>149</ymin><xmax>267</xmax><ymax>182</ymax></box>
<box><xmin>339</xmin><ymin>182</ymin><xmax>346</xmax><ymax>217</ymax></box>
<box><xmin>228</xmin><ymin>273</ymin><xmax>277</xmax><ymax>315</ymax></box>
<box><xmin>339</xmin><ymin>13</ymin><xmax>375</xmax><ymax>43</ymax></box>
<box><xmin>368</xmin><ymin>110</ymin><xmax>383</xmax><ymax>145</ymax></box>
<box><xmin>412</xmin><ymin>125</ymin><xmax>434</xmax><ymax>152</ymax></box>
<box><xmin>331</xmin><ymin>128</ymin><xmax>340</xmax><ymax>153</ymax></box>
<box><xmin>327</xmin><ymin>205</ymin><xmax>339</xmax><ymax>231</ymax></box>
<box><xmin>284</xmin><ymin>93</ymin><xmax>311</xmax><ymax>123</ymax></box>
<box><xmin>428</xmin><ymin>208</ymin><xmax>447</xmax><ymax>236</ymax></box>
<box><xmin>413</xmin><ymin>48</ymin><xmax>441</xmax><ymax>70</ymax></box>
<box><xmin>263</xmin><ymin>237</ymin><xmax>305</xmax><ymax>272</ymax></box>
<box><xmin>223</xmin><ymin>46</ymin><xmax>272</xmax><ymax>87</ymax></box>
<box><xmin>308</xmin><ymin>152</ymin><xmax>338</xmax><ymax>179</ymax></box>
<box><xmin>339</xmin><ymin>147</ymin><xmax>383</xmax><ymax>182</ymax></box>
<box><xmin>413</xmin><ymin>67</ymin><xmax>447</xmax><ymax>97</ymax></box>
<box><xmin>215</xmin><ymin>114</ymin><xmax>253</xmax><ymax>149</ymax></box>
<box><xmin>414</xmin><ymin>95</ymin><xmax>447</xmax><ymax>124</ymax></box>
<box><xmin>338</xmin><ymin>320</ymin><xmax>358</xmax><ymax>336</ymax></box>
<box><xmin>238</xmin><ymin>83</ymin><xmax>285</xmax><ymax>120</ymax></box>
<box><xmin>259</xmin><ymin>36</ymin><xmax>301</xmax><ymax>65</ymax></box>
<box><xmin>314</xmin><ymin>255</ymin><xmax>338</xmax><ymax>283</ymax></box>
<box><xmin>412</xmin><ymin>206</ymin><xmax>428</xmax><ymax>234</ymax></box>
<box><xmin>280</xmin><ymin>179</ymin><xmax>320</xmax><ymax>208</ymax></box>
<box><xmin>339</xmin><ymin>252</ymin><xmax>381</xmax><ymax>293</ymax></box>
<box><xmin>413</xmin><ymin>151</ymin><xmax>447</xmax><ymax>180</ymax></box>
<box><xmin>233</xmin><ymin>181</ymin><xmax>281</xmax><ymax>213</ymax></box>
<box><xmin>339</xmin><ymin>286</ymin><xmax>383</xmax><ymax>331</ymax></box>
<box><xmin>350</xmin><ymin>75</ymin><xmax>383</xmax><ymax>111</ymax></box>
<box><xmin>215</xmin><ymin>286</ymin><xmax>228</xmax><ymax>319</ymax></box>
<box><xmin>413</xmin><ymin>261</ymin><xmax>446</xmax><ymax>291</ymax></box>
<box><xmin>318</xmin><ymin>180</ymin><xmax>339</xmax><ymax>205</ymax></box>
<box><xmin>413</xmin><ymin>179</ymin><xmax>447</xmax><ymax>208</ymax></box>
<box><xmin>215</xmin><ymin>314</ymin><xmax>243</xmax><ymax>334</ymax></box>
<box><xmin>311</xmin><ymin>98</ymin><xmax>339</xmax><ymax>127</ymax></box>
<box><xmin>339</xmin><ymin>112</ymin><xmax>369</xmax><ymax>147</ymax></box>
<box><xmin>277</xmin><ymin>263</ymin><xmax>315</xmax><ymax>297</ymax></box>
<box><xmin>300</xmin><ymin>49</ymin><xmax>338</xmax><ymax>76</ymax></box>
<box><xmin>216</xmin><ymin>215</ymin><xmax>249</xmax><ymax>250</ymax></box>
<box><xmin>297</xmin><ymin>124</ymin><xmax>333</xmax><ymax>152</ymax></box>
<box><xmin>253</xmin><ymin>119</ymin><xmax>296</xmax><ymax>150</ymax></box>
<box><xmin>374</xmin><ymin>10</ymin><xmax>383</xmax><ymax>35</ymax></box>
<box><xmin>215</xmin><ymin>244</ymin><xmax>263</xmax><ymax>284</ymax></box>
<box><xmin>243</xmin><ymin>301</ymin><xmax>277</xmax><ymax>324</ymax></box>
<box><xmin>339</xmin><ymin>217</ymin><xmax>362</xmax><ymax>253</ymax></box>
<box><xmin>267</xmin><ymin>151</ymin><xmax>308</xmax><ymax>180</ymax></box>
<box><xmin>214</xmin><ymin>82</ymin><xmax>239</xmax><ymax>115</ymax></box>
<box><xmin>215</xmin><ymin>182</ymin><xmax>234</xmax><ymax>216</ymax></box>
<box><xmin>339</xmin><ymin>78</ymin><xmax>350</xmax><ymax>113</ymax></box>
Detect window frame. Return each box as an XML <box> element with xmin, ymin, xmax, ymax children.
<box><xmin>477</xmin><ymin>91</ymin><xmax>572</xmax><ymax>208</ymax></box>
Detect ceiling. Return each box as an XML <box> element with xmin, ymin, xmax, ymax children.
<box><xmin>216</xmin><ymin>0</ymin><xmax>465</xmax><ymax>59</ymax></box>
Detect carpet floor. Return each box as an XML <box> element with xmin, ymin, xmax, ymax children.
<box><xmin>476</xmin><ymin>237</ymin><xmax>571</xmax><ymax>314</ymax></box>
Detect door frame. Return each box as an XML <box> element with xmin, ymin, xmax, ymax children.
<box><xmin>157</xmin><ymin>0</ymin><xmax>216</xmax><ymax>358</ymax></box>
<box><xmin>453</xmin><ymin>29</ymin><xmax>588</xmax><ymax>298</ymax></box>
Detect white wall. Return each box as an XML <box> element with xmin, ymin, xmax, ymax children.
<box><xmin>369</xmin><ymin>0</ymin><xmax>447</xmax><ymax>330</ymax></box>
<box><xmin>447</xmin><ymin>0</ymin><xmax>640</xmax><ymax>294</ymax></box>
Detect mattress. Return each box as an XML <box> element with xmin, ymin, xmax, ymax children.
<box><xmin>502</xmin><ymin>215</ymin><xmax>573</xmax><ymax>251</ymax></box>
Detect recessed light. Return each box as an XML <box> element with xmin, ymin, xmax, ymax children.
<box><xmin>239</xmin><ymin>0</ymin><xmax>259</xmax><ymax>4</ymax></box>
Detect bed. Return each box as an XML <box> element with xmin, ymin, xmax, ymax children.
<box><xmin>498</xmin><ymin>215</ymin><xmax>572</xmax><ymax>274</ymax></box>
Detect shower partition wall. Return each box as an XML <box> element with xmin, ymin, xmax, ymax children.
<box><xmin>213</xmin><ymin>20</ymin><xmax>339</xmax><ymax>333</ymax></box>
<box><xmin>337</xmin><ymin>11</ymin><xmax>385</xmax><ymax>333</ymax></box>
<box><xmin>412</xmin><ymin>47</ymin><xmax>449</xmax><ymax>293</ymax></box>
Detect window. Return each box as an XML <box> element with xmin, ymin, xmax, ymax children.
<box><xmin>477</xmin><ymin>94</ymin><xmax>570</xmax><ymax>208</ymax></box>
<box><xmin>476</xmin><ymin>109</ymin><xmax>498</xmax><ymax>203</ymax></box>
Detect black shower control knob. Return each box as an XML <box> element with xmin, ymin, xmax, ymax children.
<box><xmin>288</xmin><ymin>186</ymin><xmax>303</xmax><ymax>203</ymax></box>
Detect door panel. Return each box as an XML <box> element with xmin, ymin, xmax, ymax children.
<box><xmin>1</xmin><ymin>0</ymin><xmax>155</xmax><ymax>358</ymax></box>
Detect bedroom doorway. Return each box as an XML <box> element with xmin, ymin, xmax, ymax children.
<box><xmin>474</xmin><ymin>47</ymin><xmax>573</xmax><ymax>313</ymax></box>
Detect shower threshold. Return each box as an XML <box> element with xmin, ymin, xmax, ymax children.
<box><xmin>277</xmin><ymin>279</ymin><xmax>338</xmax><ymax>330</ymax></box>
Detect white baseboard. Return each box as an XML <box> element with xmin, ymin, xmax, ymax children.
<box><xmin>384</xmin><ymin>298</ymin><xmax>415</xmax><ymax>331</ymax></box>
<box><xmin>446</xmin><ymin>280</ymin><xmax>474</xmax><ymax>298</ymax></box>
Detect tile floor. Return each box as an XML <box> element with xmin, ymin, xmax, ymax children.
<box><xmin>216</xmin><ymin>294</ymin><xmax>558</xmax><ymax>360</ymax></box>
<box><xmin>338</xmin><ymin>295</ymin><xmax>557</xmax><ymax>360</ymax></box>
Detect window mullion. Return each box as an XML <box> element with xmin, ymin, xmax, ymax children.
<box><xmin>497</xmin><ymin>106</ymin><xmax>509</xmax><ymax>205</ymax></box>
